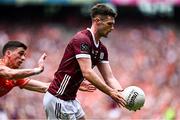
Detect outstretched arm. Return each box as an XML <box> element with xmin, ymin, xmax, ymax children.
<box><xmin>23</xmin><ymin>79</ymin><xmax>50</xmax><ymax>93</ymax></box>
<box><xmin>0</xmin><ymin>53</ymin><xmax>46</xmax><ymax>80</ymax></box>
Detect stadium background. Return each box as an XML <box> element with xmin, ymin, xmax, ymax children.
<box><xmin>0</xmin><ymin>0</ymin><xmax>180</xmax><ymax>119</ymax></box>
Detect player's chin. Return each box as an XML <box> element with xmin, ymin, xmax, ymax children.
<box><xmin>103</xmin><ymin>34</ymin><xmax>108</xmax><ymax>38</ymax></box>
<box><xmin>16</xmin><ymin>63</ymin><xmax>22</xmax><ymax>68</ymax></box>
<box><xmin>104</xmin><ymin>32</ymin><xmax>111</xmax><ymax>37</ymax></box>
<box><xmin>13</xmin><ymin>65</ymin><xmax>20</xmax><ymax>69</ymax></box>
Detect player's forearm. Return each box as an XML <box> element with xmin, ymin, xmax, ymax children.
<box><xmin>82</xmin><ymin>69</ymin><xmax>114</xmax><ymax>96</ymax></box>
<box><xmin>97</xmin><ymin>63</ymin><xmax>123</xmax><ymax>90</ymax></box>
<box><xmin>1</xmin><ymin>68</ymin><xmax>42</xmax><ymax>80</ymax></box>
<box><xmin>25</xmin><ymin>86</ymin><xmax>48</xmax><ymax>93</ymax></box>
<box><xmin>105</xmin><ymin>77</ymin><xmax>123</xmax><ymax>90</ymax></box>
<box><xmin>23</xmin><ymin>80</ymin><xmax>50</xmax><ymax>93</ymax></box>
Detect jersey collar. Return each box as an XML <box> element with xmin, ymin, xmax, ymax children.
<box><xmin>87</xmin><ymin>28</ymin><xmax>99</xmax><ymax>48</ymax></box>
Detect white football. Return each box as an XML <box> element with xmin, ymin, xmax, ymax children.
<box><xmin>122</xmin><ymin>86</ymin><xmax>145</xmax><ymax>111</ymax></box>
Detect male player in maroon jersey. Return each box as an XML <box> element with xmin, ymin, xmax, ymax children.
<box><xmin>43</xmin><ymin>3</ymin><xmax>126</xmax><ymax>120</ymax></box>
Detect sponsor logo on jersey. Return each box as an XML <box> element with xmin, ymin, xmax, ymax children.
<box><xmin>81</xmin><ymin>43</ymin><xmax>89</xmax><ymax>51</ymax></box>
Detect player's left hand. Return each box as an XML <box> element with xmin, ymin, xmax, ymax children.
<box><xmin>79</xmin><ymin>80</ymin><xmax>96</xmax><ymax>92</ymax></box>
<box><xmin>38</xmin><ymin>53</ymin><xmax>47</xmax><ymax>71</ymax></box>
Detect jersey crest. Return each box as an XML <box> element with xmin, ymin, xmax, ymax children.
<box><xmin>100</xmin><ymin>52</ymin><xmax>104</xmax><ymax>60</ymax></box>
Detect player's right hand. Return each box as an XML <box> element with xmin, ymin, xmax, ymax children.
<box><xmin>110</xmin><ymin>89</ymin><xmax>126</xmax><ymax>108</ymax></box>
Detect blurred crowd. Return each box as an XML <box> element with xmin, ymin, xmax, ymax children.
<box><xmin>0</xmin><ymin>20</ymin><xmax>180</xmax><ymax>120</ymax></box>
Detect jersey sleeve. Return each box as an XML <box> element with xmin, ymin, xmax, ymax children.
<box><xmin>15</xmin><ymin>78</ymin><xmax>30</xmax><ymax>89</ymax></box>
<box><xmin>71</xmin><ymin>37</ymin><xmax>91</xmax><ymax>59</ymax></box>
<box><xmin>100</xmin><ymin>45</ymin><xmax>109</xmax><ymax>63</ymax></box>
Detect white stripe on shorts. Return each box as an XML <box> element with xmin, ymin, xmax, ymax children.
<box><xmin>56</xmin><ymin>74</ymin><xmax>71</xmax><ymax>95</ymax></box>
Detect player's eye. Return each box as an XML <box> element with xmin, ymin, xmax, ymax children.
<box><xmin>107</xmin><ymin>22</ymin><xmax>113</xmax><ymax>26</ymax></box>
<box><xmin>19</xmin><ymin>52</ymin><xmax>25</xmax><ymax>56</ymax></box>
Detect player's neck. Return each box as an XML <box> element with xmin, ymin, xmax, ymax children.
<box><xmin>1</xmin><ymin>57</ymin><xmax>12</xmax><ymax>68</ymax></box>
<box><xmin>90</xmin><ymin>26</ymin><xmax>101</xmax><ymax>43</ymax></box>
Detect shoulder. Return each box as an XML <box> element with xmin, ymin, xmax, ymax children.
<box><xmin>72</xmin><ymin>30</ymin><xmax>91</xmax><ymax>43</ymax></box>
<box><xmin>0</xmin><ymin>60</ymin><xmax>11</xmax><ymax>76</ymax></box>
<box><xmin>0</xmin><ymin>59</ymin><xmax>9</xmax><ymax>70</ymax></box>
<box><xmin>0</xmin><ymin>59</ymin><xmax>5</xmax><ymax>65</ymax></box>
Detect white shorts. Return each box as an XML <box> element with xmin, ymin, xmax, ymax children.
<box><xmin>43</xmin><ymin>92</ymin><xmax>85</xmax><ymax>120</ymax></box>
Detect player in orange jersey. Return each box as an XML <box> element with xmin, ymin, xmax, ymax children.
<box><xmin>0</xmin><ymin>41</ymin><xmax>95</xmax><ymax>97</ymax></box>
<box><xmin>0</xmin><ymin>40</ymin><xmax>49</xmax><ymax>96</ymax></box>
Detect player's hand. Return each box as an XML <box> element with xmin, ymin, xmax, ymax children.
<box><xmin>38</xmin><ymin>53</ymin><xmax>47</xmax><ymax>71</ymax></box>
<box><xmin>79</xmin><ymin>80</ymin><xmax>96</xmax><ymax>92</ymax></box>
<box><xmin>34</xmin><ymin>53</ymin><xmax>47</xmax><ymax>74</ymax></box>
<box><xmin>110</xmin><ymin>89</ymin><xmax>126</xmax><ymax>108</ymax></box>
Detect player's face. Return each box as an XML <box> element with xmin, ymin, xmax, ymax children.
<box><xmin>7</xmin><ymin>47</ymin><xmax>26</xmax><ymax>68</ymax></box>
<box><xmin>98</xmin><ymin>16</ymin><xmax>115</xmax><ymax>38</ymax></box>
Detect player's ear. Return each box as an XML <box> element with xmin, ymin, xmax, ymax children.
<box><xmin>5</xmin><ymin>50</ymin><xmax>12</xmax><ymax>57</ymax></box>
<box><xmin>94</xmin><ymin>17</ymin><xmax>101</xmax><ymax>24</ymax></box>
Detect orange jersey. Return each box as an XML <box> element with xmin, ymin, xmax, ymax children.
<box><xmin>0</xmin><ymin>78</ymin><xmax>30</xmax><ymax>97</ymax></box>
<box><xmin>0</xmin><ymin>59</ymin><xmax>30</xmax><ymax>97</ymax></box>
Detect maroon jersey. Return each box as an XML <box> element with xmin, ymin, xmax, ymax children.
<box><xmin>48</xmin><ymin>28</ymin><xmax>108</xmax><ymax>100</ymax></box>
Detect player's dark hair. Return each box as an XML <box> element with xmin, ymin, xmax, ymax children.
<box><xmin>90</xmin><ymin>3</ymin><xmax>117</xmax><ymax>19</ymax></box>
<box><xmin>2</xmin><ymin>41</ymin><xmax>27</xmax><ymax>55</ymax></box>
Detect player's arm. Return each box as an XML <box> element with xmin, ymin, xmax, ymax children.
<box><xmin>22</xmin><ymin>79</ymin><xmax>50</xmax><ymax>93</ymax></box>
<box><xmin>77</xmin><ymin>58</ymin><xmax>126</xmax><ymax>107</ymax></box>
<box><xmin>0</xmin><ymin>66</ymin><xmax>43</xmax><ymax>80</ymax></box>
<box><xmin>77</xmin><ymin>58</ymin><xmax>112</xmax><ymax>95</ymax></box>
<box><xmin>0</xmin><ymin>53</ymin><xmax>46</xmax><ymax>80</ymax></box>
<box><xmin>97</xmin><ymin>62</ymin><xmax>123</xmax><ymax>91</ymax></box>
